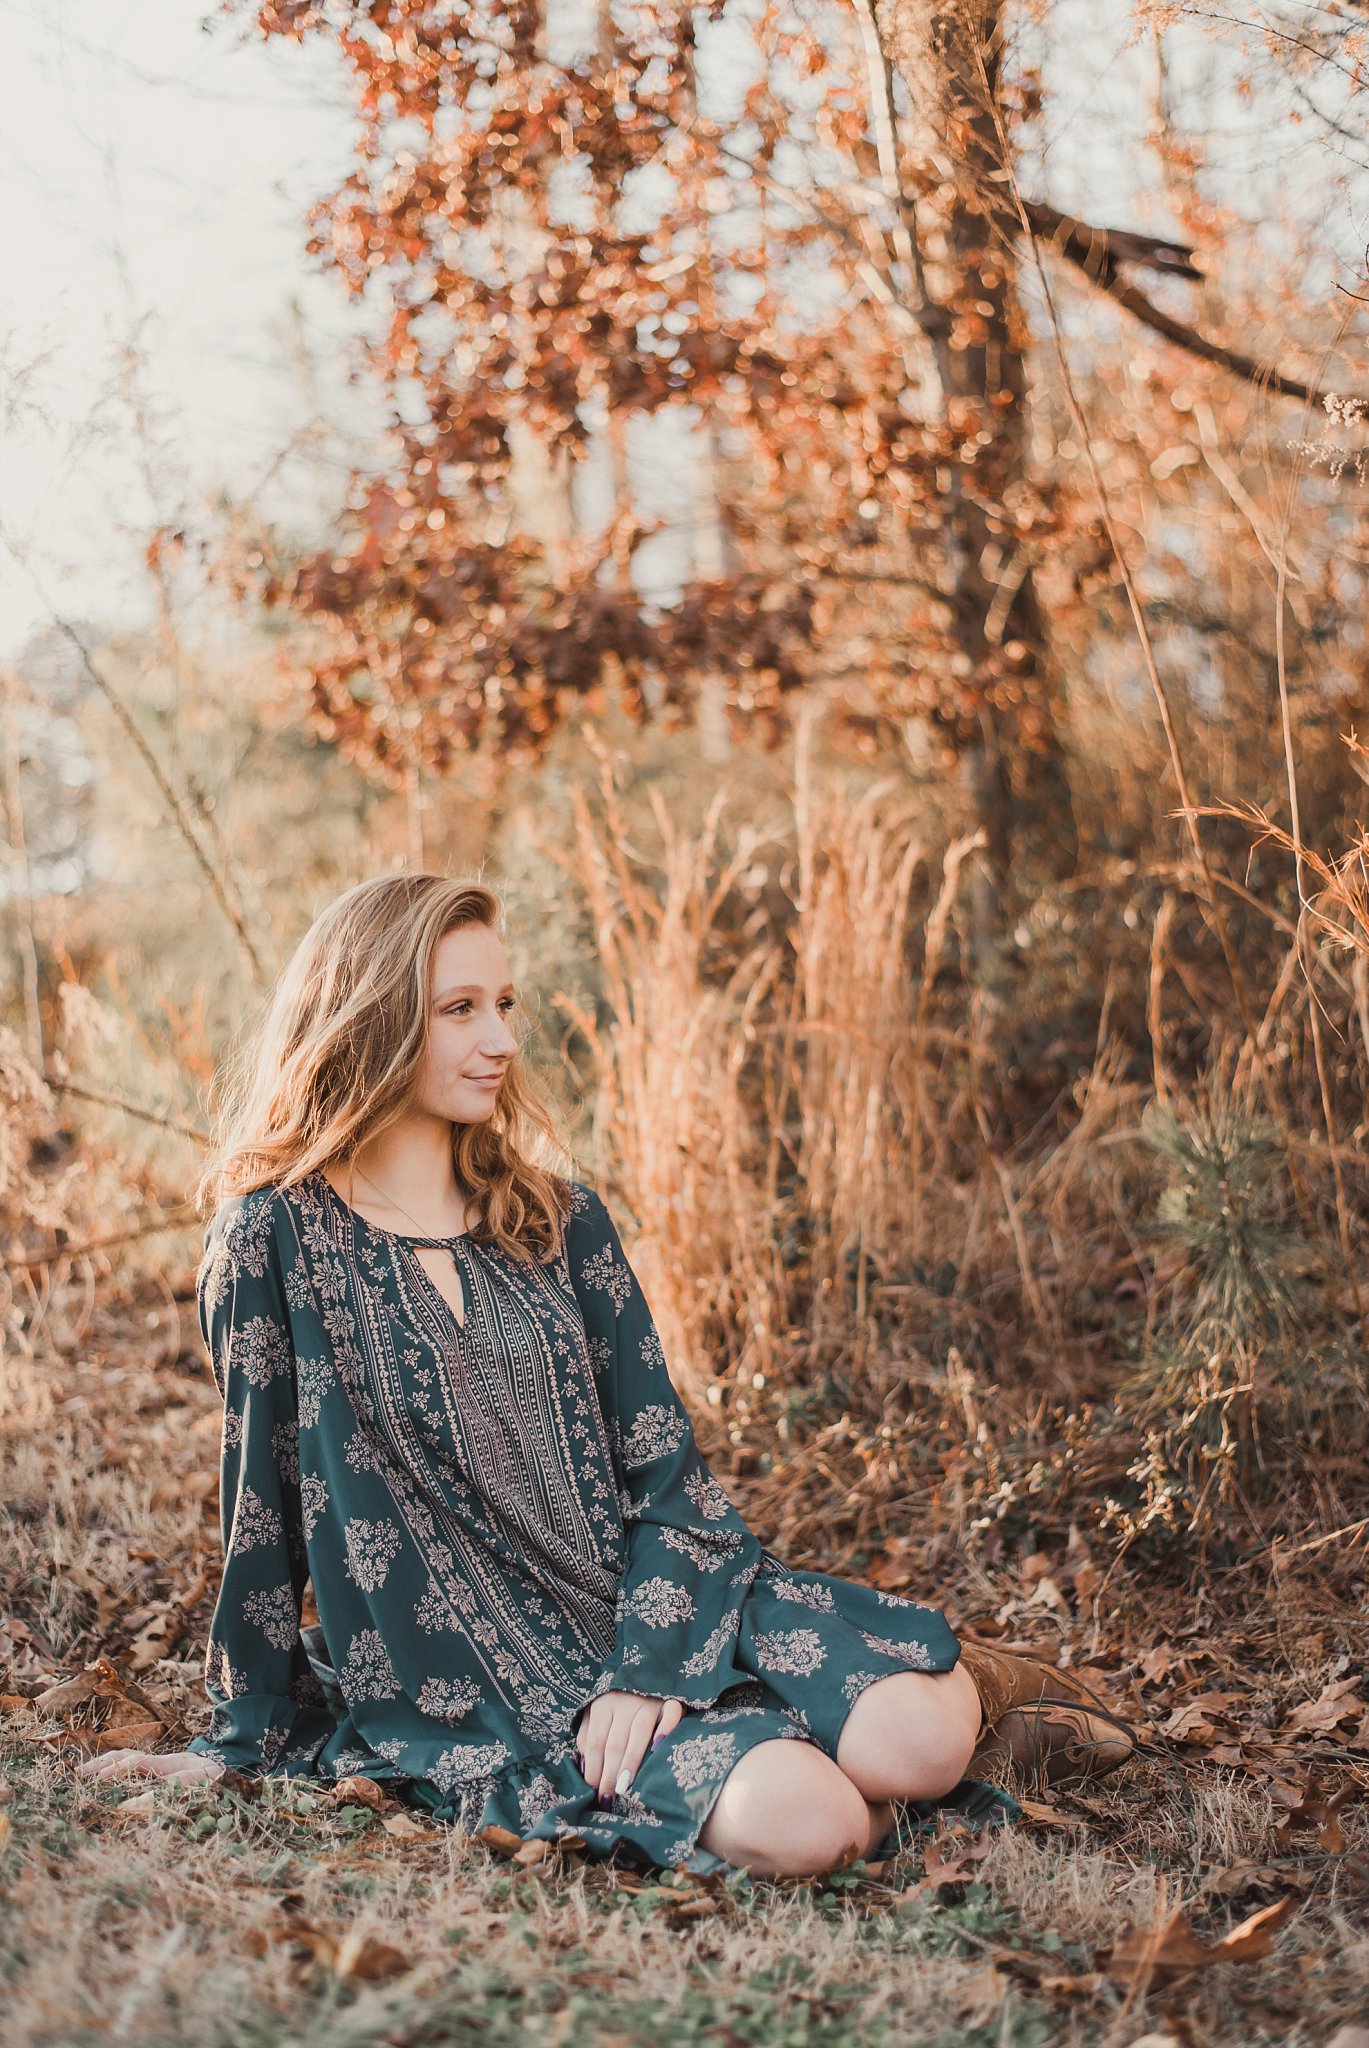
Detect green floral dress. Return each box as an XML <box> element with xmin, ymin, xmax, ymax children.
<box><xmin>186</xmin><ymin>1170</ymin><xmax>1007</xmax><ymax>1872</ymax></box>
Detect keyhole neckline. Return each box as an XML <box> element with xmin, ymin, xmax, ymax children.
<box><xmin>315</xmin><ymin>1169</ymin><xmax>473</xmax><ymax>1246</ymax></box>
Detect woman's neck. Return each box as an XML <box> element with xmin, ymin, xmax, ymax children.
<box><xmin>332</xmin><ymin>1117</ymin><xmax>474</xmax><ymax>1235</ymax></box>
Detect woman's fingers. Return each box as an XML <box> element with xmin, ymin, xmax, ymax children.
<box><xmin>155</xmin><ymin>1755</ymin><xmax>225</xmax><ymax>1784</ymax></box>
<box><xmin>598</xmin><ymin>1700</ymin><xmax>657</xmax><ymax>1803</ymax></box>
<box><xmin>653</xmin><ymin>1697</ymin><xmax>685</xmax><ymax>1747</ymax></box>
<box><xmin>577</xmin><ymin>1690</ymin><xmax>631</xmax><ymax>1795</ymax></box>
<box><xmin>576</xmin><ymin>1704</ymin><xmax>604</xmax><ymax>1794</ymax></box>
<box><xmin>78</xmin><ymin>1749</ymin><xmax>156</xmax><ymax>1781</ymax></box>
<box><xmin>76</xmin><ymin>1749</ymin><xmax>224</xmax><ymax>1785</ymax></box>
<box><xmin>574</xmin><ymin>1691</ymin><xmax>690</xmax><ymax>1804</ymax></box>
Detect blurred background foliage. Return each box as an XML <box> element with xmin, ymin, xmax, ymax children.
<box><xmin>3</xmin><ymin>0</ymin><xmax>1366</xmax><ymax>1605</ymax></box>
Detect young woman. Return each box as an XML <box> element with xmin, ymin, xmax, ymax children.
<box><xmin>81</xmin><ymin>874</ymin><xmax>1134</xmax><ymax>1878</ymax></box>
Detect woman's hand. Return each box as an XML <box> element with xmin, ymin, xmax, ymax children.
<box><xmin>76</xmin><ymin>1748</ymin><xmax>226</xmax><ymax>1787</ymax></box>
<box><xmin>575</xmin><ymin>1690</ymin><xmax>685</xmax><ymax>1804</ymax></box>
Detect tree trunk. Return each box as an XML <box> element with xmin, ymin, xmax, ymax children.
<box><xmin>875</xmin><ymin>0</ymin><xmax>1079</xmax><ymax>885</ymax></box>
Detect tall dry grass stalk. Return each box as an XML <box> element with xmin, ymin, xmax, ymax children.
<box><xmin>548</xmin><ymin>723</ymin><xmax>1077</xmax><ymax>1410</ymax></box>
<box><xmin>548</xmin><ymin>758</ymin><xmax>790</xmax><ymax>1401</ymax></box>
<box><xmin>547</xmin><ymin>721</ymin><xmax>1365</xmax><ymax>1554</ymax></box>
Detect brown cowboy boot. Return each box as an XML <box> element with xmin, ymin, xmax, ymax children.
<box><xmin>957</xmin><ymin>1638</ymin><xmax>1136</xmax><ymax>1790</ymax></box>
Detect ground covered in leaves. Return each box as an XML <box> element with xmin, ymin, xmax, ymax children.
<box><xmin>2</xmin><ymin>1273</ymin><xmax>1366</xmax><ymax>2048</ymax></box>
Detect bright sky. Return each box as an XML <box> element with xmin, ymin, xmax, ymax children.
<box><xmin>1</xmin><ymin>2</ymin><xmax>1362</xmax><ymax>668</ymax></box>
<box><xmin>0</xmin><ymin>0</ymin><xmax>368</xmax><ymax>660</ymax></box>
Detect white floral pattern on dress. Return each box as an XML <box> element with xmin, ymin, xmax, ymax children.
<box><xmin>428</xmin><ymin>1740</ymin><xmax>512</xmax><ymax>1794</ymax></box>
<box><xmin>340</xmin><ymin>1627</ymin><xmax>400</xmax><ymax>1700</ymax></box>
<box><xmin>771</xmin><ymin>1577</ymin><xmax>837</xmax><ymax>1611</ymax></box>
<box><xmin>683</xmin><ymin>1468</ymin><xmax>733</xmax><ymax>1520</ymax></box>
<box><xmin>300</xmin><ymin>1474</ymin><xmax>329</xmax><ymax>1539</ymax></box>
<box><xmin>578</xmin><ymin>1245</ymin><xmax>632</xmax><ymax>1315</ymax></box>
<box><xmin>296</xmin><ymin>1355</ymin><xmax>335</xmax><ymax>1428</ymax></box>
<box><xmin>205</xmin><ymin>1640</ymin><xmax>250</xmax><ymax>1700</ymax></box>
<box><xmin>272</xmin><ymin>1420</ymin><xmax>300</xmax><ymax>1484</ymax></box>
<box><xmin>517</xmin><ymin>1771</ymin><xmax>563</xmax><ymax>1830</ymax></box>
<box><xmin>283</xmin><ymin>1255</ymin><xmax>313</xmax><ymax>1311</ymax></box>
<box><xmin>622</xmin><ymin>1404</ymin><xmax>688</xmax><ymax>1466</ymax></box>
<box><xmin>840</xmin><ymin>1667</ymin><xmax>886</xmax><ymax>1704</ymax></box>
<box><xmin>324</xmin><ymin>1747</ymin><xmax>373</xmax><ymax>1779</ymax></box>
<box><xmin>754</xmin><ymin>1627</ymin><xmax>829</xmax><ymax>1677</ymax></box>
<box><xmin>859</xmin><ymin>1631</ymin><xmax>937</xmax><ymax>1669</ymax></box>
<box><xmin>417</xmin><ymin>1674</ymin><xmax>483</xmax><ymax>1721</ymax></box>
<box><xmin>343</xmin><ymin>1517</ymin><xmax>403</xmax><ymax>1592</ymax></box>
<box><xmin>232</xmin><ymin>1314</ymin><xmax>293</xmax><ymax>1389</ymax></box>
<box><xmin>668</xmin><ymin>1730</ymin><xmax>740</xmax><ymax>1791</ymax></box>
<box><xmin>680</xmin><ymin>1619</ymin><xmax>733</xmax><ymax>1677</ymax></box>
<box><xmin>243</xmin><ymin>1583</ymin><xmax>298</xmax><ymax>1651</ymax></box>
<box><xmin>607</xmin><ymin>1783</ymin><xmax>656</xmax><ymax>1826</ymax></box>
<box><xmin>343</xmin><ymin>1429</ymin><xmax>383</xmax><ymax>1474</ymax></box>
<box><xmin>661</xmin><ymin>1524</ymin><xmax>743</xmax><ymax>1572</ymax></box>
<box><xmin>232</xmin><ymin>1485</ymin><xmax>284</xmax><ymax>1553</ymax></box>
<box><xmin>623</xmin><ymin>1576</ymin><xmax>697</xmax><ymax>1628</ymax></box>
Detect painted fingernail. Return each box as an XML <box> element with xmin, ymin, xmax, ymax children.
<box><xmin>650</xmin><ymin>1731</ymin><xmax>665</xmax><ymax>1751</ymax></box>
<box><xmin>614</xmin><ymin>1768</ymin><xmax>630</xmax><ymax>1796</ymax></box>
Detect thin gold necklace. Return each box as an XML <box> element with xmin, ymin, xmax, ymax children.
<box><xmin>351</xmin><ymin>1162</ymin><xmax>469</xmax><ymax>1240</ymax></box>
<box><xmin>350</xmin><ymin>1163</ymin><xmax>470</xmax><ymax>1331</ymax></box>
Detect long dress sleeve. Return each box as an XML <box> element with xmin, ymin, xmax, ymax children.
<box><xmin>185</xmin><ymin>1194</ymin><xmax>337</xmax><ymax>1776</ymax></box>
<box><xmin>565</xmin><ymin>1184</ymin><xmax>766</xmax><ymax>1712</ymax></box>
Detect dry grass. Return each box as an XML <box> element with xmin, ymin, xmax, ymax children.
<box><xmin>3</xmin><ymin>744</ymin><xmax>1367</xmax><ymax>2042</ymax></box>
<box><xmin>4</xmin><ymin>1657</ymin><xmax>1367</xmax><ymax>2048</ymax></box>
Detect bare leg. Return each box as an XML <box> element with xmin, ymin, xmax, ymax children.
<box><xmin>696</xmin><ymin>1738</ymin><xmax>896</xmax><ymax>1877</ymax></box>
<box><xmin>835</xmin><ymin>1664</ymin><xmax>982</xmax><ymax>1804</ymax></box>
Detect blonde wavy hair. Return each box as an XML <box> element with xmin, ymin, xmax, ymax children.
<box><xmin>196</xmin><ymin>875</ymin><xmax>575</xmax><ymax>1263</ymax></box>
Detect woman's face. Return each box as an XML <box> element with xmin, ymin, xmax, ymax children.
<box><xmin>412</xmin><ymin>922</ymin><xmax>521</xmax><ymax>1126</ymax></box>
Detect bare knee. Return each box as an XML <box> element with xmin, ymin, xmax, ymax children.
<box><xmin>837</xmin><ymin>1665</ymin><xmax>980</xmax><ymax>1802</ymax></box>
<box><xmin>697</xmin><ymin>1739</ymin><xmax>874</xmax><ymax>1878</ymax></box>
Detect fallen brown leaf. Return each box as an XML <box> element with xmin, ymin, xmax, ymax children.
<box><xmin>1211</xmin><ymin>1894</ymin><xmax>1298</xmax><ymax>1961</ymax></box>
<box><xmin>125</xmin><ymin>1610</ymin><xmax>186</xmax><ymax>1673</ymax></box>
<box><xmin>1210</xmin><ymin>1863</ymin><xmax>1315</xmax><ymax>1897</ymax></box>
<box><xmin>90</xmin><ymin>1718</ymin><xmax>165</xmax><ymax>1753</ymax></box>
<box><xmin>379</xmin><ymin>1808</ymin><xmax>434</xmax><ymax>1839</ymax></box>
<box><xmin>1280</xmin><ymin>1677</ymin><xmax>1364</xmax><ymax>1741</ymax></box>
<box><xmin>112</xmin><ymin>1788</ymin><xmax>161</xmax><ymax>1818</ymax></box>
<box><xmin>1109</xmin><ymin>1895</ymin><xmax>1296</xmax><ymax>1980</ymax></box>
<box><xmin>1271</xmin><ymin>1772</ymin><xmax>1358</xmax><ymax>1853</ymax></box>
<box><xmin>1138</xmin><ymin>1646</ymin><xmax>1179</xmax><ymax>1685</ymax></box>
<box><xmin>34</xmin><ymin>1658</ymin><xmax>176</xmax><ymax>1753</ymax></box>
<box><xmin>1038</xmin><ymin>1971</ymin><xmax>1107</xmax><ymax>1999</ymax></box>
<box><xmin>330</xmin><ymin>1775</ymin><xmax>388</xmax><ymax>1810</ymax></box>
<box><xmin>277</xmin><ymin>1913</ymin><xmax>338</xmax><ymax>1969</ymax></box>
<box><xmin>666</xmin><ymin>1895</ymin><xmax>720</xmax><ymax>1920</ymax></box>
<box><xmin>512</xmin><ymin>1837</ymin><xmax>553</xmax><ymax>1867</ymax></box>
<box><xmin>952</xmin><ymin>1962</ymin><xmax>1006</xmax><ymax>2017</ymax></box>
<box><xmin>472</xmin><ymin>1824</ymin><xmax>526</xmax><ymax>1858</ymax></box>
<box><xmin>332</xmin><ymin>1928</ymin><xmax>411</xmax><ymax>1982</ymax></box>
<box><xmin>1017</xmin><ymin>1796</ymin><xmax>1076</xmax><ymax>1827</ymax></box>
